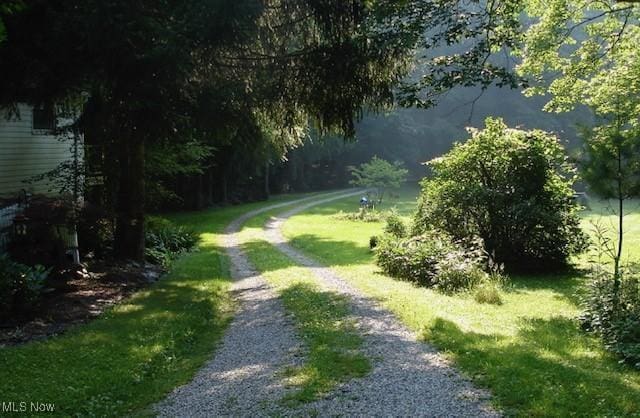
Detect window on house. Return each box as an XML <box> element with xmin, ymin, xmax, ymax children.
<box><xmin>32</xmin><ymin>104</ymin><xmax>56</xmax><ymax>132</ymax></box>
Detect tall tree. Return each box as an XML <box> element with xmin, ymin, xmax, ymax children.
<box><xmin>581</xmin><ymin>124</ymin><xmax>640</xmax><ymax>284</ymax></box>
<box><xmin>0</xmin><ymin>0</ymin><xmax>524</xmax><ymax>261</ymax></box>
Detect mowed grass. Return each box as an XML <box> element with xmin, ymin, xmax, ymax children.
<box><xmin>237</xmin><ymin>207</ymin><xmax>370</xmax><ymax>404</ymax></box>
<box><xmin>0</xmin><ymin>195</ymin><xmax>310</xmax><ymax>416</ymax></box>
<box><xmin>282</xmin><ymin>186</ymin><xmax>640</xmax><ymax>417</ymax></box>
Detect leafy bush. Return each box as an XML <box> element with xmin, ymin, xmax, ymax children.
<box><xmin>144</xmin><ymin>216</ymin><xmax>199</xmax><ymax>267</ymax></box>
<box><xmin>369</xmin><ymin>235</ymin><xmax>379</xmax><ymax>250</ymax></box>
<box><xmin>375</xmin><ymin>233</ymin><xmax>446</xmax><ymax>286</ymax></box>
<box><xmin>581</xmin><ymin>269</ymin><xmax>640</xmax><ymax>368</ymax></box>
<box><xmin>432</xmin><ymin>245</ymin><xmax>488</xmax><ymax>294</ymax></box>
<box><xmin>0</xmin><ymin>254</ymin><xmax>49</xmax><ymax>318</ymax></box>
<box><xmin>384</xmin><ymin>211</ymin><xmax>407</xmax><ymax>238</ymax></box>
<box><xmin>375</xmin><ymin>232</ymin><xmax>486</xmax><ymax>292</ymax></box>
<box><xmin>414</xmin><ymin>117</ymin><xmax>588</xmax><ymax>272</ymax></box>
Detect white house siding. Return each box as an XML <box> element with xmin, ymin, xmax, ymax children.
<box><xmin>0</xmin><ymin>103</ymin><xmax>78</xmax><ymax>198</ymax></box>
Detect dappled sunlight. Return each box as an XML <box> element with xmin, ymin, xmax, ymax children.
<box><xmin>277</xmin><ymin>283</ymin><xmax>370</xmax><ymax>403</ymax></box>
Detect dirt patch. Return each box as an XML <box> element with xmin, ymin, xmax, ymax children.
<box><xmin>0</xmin><ymin>261</ymin><xmax>163</xmax><ymax>347</ymax></box>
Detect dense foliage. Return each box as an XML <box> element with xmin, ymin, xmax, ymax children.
<box><xmin>375</xmin><ymin>229</ymin><xmax>488</xmax><ymax>294</ymax></box>
<box><xmin>581</xmin><ymin>269</ymin><xmax>640</xmax><ymax>369</ymax></box>
<box><xmin>414</xmin><ymin>117</ymin><xmax>588</xmax><ymax>272</ymax></box>
<box><xmin>144</xmin><ymin>217</ymin><xmax>199</xmax><ymax>267</ymax></box>
<box><xmin>383</xmin><ymin>211</ymin><xmax>407</xmax><ymax>238</ymax></box>
<box><xmin>0</xmin><ymin>254</ymin><xmax>48</xmax><ymax>318</ymax></box>
<box><xmin>0</xmin><ymin>0</ymin><xmax>525</xmax><ymax>261</ymax></box>
<box><xmin>519</xmin><ymin>1</ymin><xmax>640</xmax><ymax>125</ymax></box>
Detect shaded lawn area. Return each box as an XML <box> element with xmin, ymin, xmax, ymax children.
<box><xmin>282</xmin><ymin>190</ymin><xmax>640</xmax><ymax>417</ymax></box>
<box><xmin>0</xmin><ymin>195</ymin><xmax>309</xmax><ymax>416</ymax></box>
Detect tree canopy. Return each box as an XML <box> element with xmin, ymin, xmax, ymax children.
<box><xmin>349</xmin><ymin>157</ymin><xmax>408</xmax><ymax>203</ymax></box>
<box><xmin>0</xmin><ymin>0</ymin><xmax>531</xmax><ymax>260</ymax></box>
<box><xmin>518</xmin><ymin>1</ymin><xmax>640</xmax><ymax>124</ymax></box>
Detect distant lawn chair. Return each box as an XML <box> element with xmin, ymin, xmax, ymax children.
<box><xmin>359</xmin><ymin>195</ymin><xmax>375</xmax><ymax>210</ymax></box>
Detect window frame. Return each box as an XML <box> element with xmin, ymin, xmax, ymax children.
<box><xmin>31</xmin><ymin>104</ymin><xmax>57</xmax><ymax>134</ymax></box>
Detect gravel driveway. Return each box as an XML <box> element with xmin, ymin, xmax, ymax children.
<box><xmin>263</xmin><ymin>193</ymin><xmax>499</xmax><ymax>417</ymax></box>
<box><xmin>156</xmin><ymin>191</ymin><xmax>499</xmax><ymax>417</ymax></box>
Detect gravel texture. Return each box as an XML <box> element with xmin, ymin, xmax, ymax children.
<box><xmin>263</xmin><ymin>192</ymin><xmax>501</xmax><ymax>417</ymax></box>
<box><xmin>156</xmin><ymin>191</ymin><xmax>500</xmax><ymax>417</ymax></box>
<box><xmin>156</xmin><ymin>193</ymin><xmax>345</xmax><ymax>417</ymax></box>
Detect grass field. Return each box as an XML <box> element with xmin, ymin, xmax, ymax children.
<box><xmin>0</xmin><ymin>195</ymin><xmax>311</xmax><ymax>416</ymax></box>
<box><xmin>282</xmin><ymin>186</ymin><xmax>640</xmax><ymax>417</ymax></box>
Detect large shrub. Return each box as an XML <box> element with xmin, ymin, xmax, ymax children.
<box><xmin>414</xmin><ymin>117</ymin><xmax>588</xmax><ymax>272</ymax></box>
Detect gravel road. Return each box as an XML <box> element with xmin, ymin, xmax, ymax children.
<box><xmin>156</xmin><ymin>193</ymin><xmax>345</xmax><ymax>417</ymax></box>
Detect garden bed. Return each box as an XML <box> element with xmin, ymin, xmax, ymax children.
<box><xmin>0</xmin><ymin>260</ymin><xmax>162</xmax><ymax>346</ymax></box>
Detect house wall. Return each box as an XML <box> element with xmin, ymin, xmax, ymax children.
<box><xmin>0</xmin><ymin>103</ymin><xmax>78</xmax><ymax>198</ymax></box>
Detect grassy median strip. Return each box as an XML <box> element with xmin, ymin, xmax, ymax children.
<box><xmin>282</xmin><ymin>192</ymin><xmax>640</xmax><ymax>417</ymax></box>
<box><xmin>239</xmin><ymin>210</ymin><xmax>370</xmax><ymax>404</ymax></box>
<box><xmin>0</xmin><ymin>196</ymin><xmax>310</xmax><ymax>417</ymax></box>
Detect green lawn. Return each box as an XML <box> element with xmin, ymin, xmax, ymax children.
<box><xmin>282</xmin><ymin>187</ymin><xmax>640</xmax><ymax>417</ymax></box>
<box><xmin>0</xmin><ymin>195</ymin><xmax>310</xmax><ymax>416</ymax></box>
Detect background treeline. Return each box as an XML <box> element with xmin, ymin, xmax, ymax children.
<box><xmin>168</xmin><ymin>85</ymin><xmax>592</xmax><ymax>209</ymax></box>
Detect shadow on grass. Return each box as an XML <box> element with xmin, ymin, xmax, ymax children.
<box><xmin>507</xmin><ymin>271</ymin><xmax>588</xmax><ymax>306</ymax></box>
<box><xmin>424</xmin><ymin>316</ymin><xmax>640</xmax><ymax>417</ymax></box>
<box><xmin>0</xmin><ymin>246</ymin><xmax>233</xmax><ymax>416</ymax></box>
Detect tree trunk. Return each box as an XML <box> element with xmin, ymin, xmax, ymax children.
<box><xmin>613</xmin><ymin>144</ymin><xmax>623</xmax><ymax>295</ymax></box>
<box><xmin>205</xmin><ymin>168</ymin><xmax>214</xmax><ymax>207</ymax></box>
<box><xmin>114</xmin><ymin>137</ymin><xmax>146</xmax><ymax>261</ymax></box>
<box><xmin>222</xmin><ymin>165</ymin><xmax>229</xmax><ymax>204</ymax></box>
<box><xmin>264</xmin><ymin>160</ymin><xmax>270</xmax><ymax>198</ymax></box>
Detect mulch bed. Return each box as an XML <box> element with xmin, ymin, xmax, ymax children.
<box><xmin>0</xmin><ymin>261</ymin><xmax>163</xmax><ymax>347</ymax></box>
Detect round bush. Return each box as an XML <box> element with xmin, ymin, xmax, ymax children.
<box><xmin>414</xmin><ymin>117</ymin><xmax>588</xmax><ymax>272</ymax></box>
<box><xmin>384</xmin><ymin>211</ymin><xmax>407</xmax><ymax>238</ymax></box>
